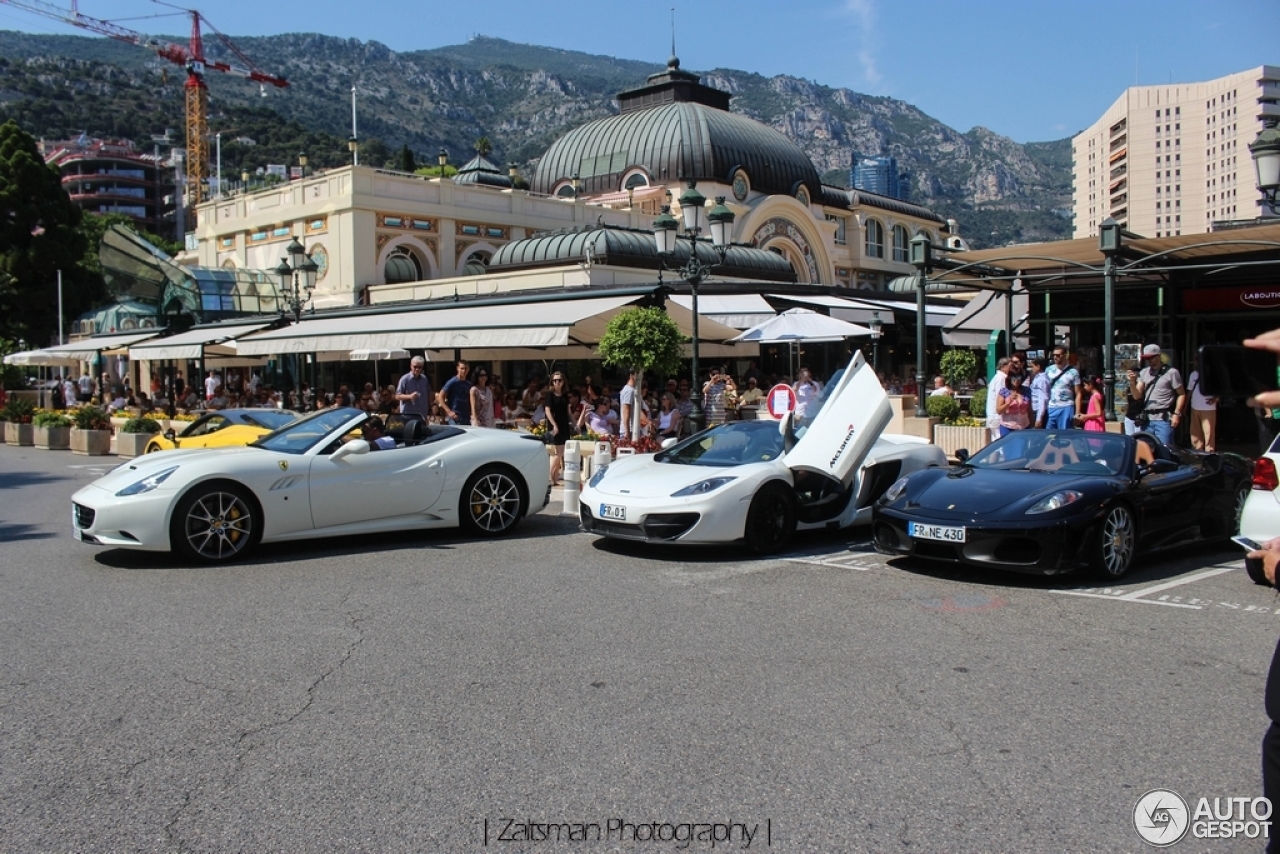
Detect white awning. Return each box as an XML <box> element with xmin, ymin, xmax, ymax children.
<box><xmin>236</xmin><ymin>293</ymin><xmax>751</xmax><ymax>358</ymax></box>
<box><xmin>3</xmin><ymin>349</ymin><xmax>79</xmax><ymax>366</ymax></box>
<box><xmin>667</xmin><ymin>294</ymin><xmax>775</xmax><ymax>330</ymax></box>
<box><xmin>42</xmin><ymin>331</ymin><xmax>162</xmax><ymax>358</ymax></box>
<box><xmin>771</xmin><ymin>293</ymin><xmax>960</xmax><ymax>327</ymax></box>
<box><xmin>128</xmin><ymin>321</ymin><xmax>274</xmax><ymax>361</ymax></box>
<box><xmin>238</xmin><ymin>295</ymin><xmax>643</xmax><ymax>356</ymax></box>
<box><xmin>942</xmin><ymin>291</ymin><xmax>1030</xmax><ymax>349</ymax></box>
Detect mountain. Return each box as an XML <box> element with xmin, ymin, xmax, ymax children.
<box><xmin>0</xmin><ymin>31</ymin><xmax>1074</xmax><ymax>248</ymax></box>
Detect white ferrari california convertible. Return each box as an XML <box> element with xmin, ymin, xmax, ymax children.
<box><xmin>579</xmin><ymin>352</ymin><xmax>946</xmax><ymax>553</ymax></box>
<box><xmin>71</xmin><ymin>407</ymin><xmax>551</xmax><ymax>563</ymax></box>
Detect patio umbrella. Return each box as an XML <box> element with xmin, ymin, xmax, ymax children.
<box><xmin>4</xmin><ymin>350</ymin><xmax>80</xmax><ymax>408</ymax></box>
<box><xmin>348</xmin><ymin>347</ymin><xmax>413</xmax><ymax>388</ymax></box>
<box><xmin>730</xmin><ymin>308</ymin><xmax>874</xmax><ymax>377</ymax></box>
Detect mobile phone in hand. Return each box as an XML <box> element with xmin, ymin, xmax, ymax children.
<box><xmin>1232</xmin><ymin>535</ymin><xmax>1264</xmax><ymax>551</ymax></box>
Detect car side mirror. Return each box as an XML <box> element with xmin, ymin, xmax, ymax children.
<box><xmin>163</xmin><ymin>429</ymin><xmax>176</xmax><ymax>442</ymax></box>
<box><xmin>330</xmin><ymin>439</ymin><xmax>371</xmax><ymax>461</ymax></box>
<box><xmin>955</xmin><ymin>448</ymin><xmax>970</xmax><ymax>463</ymax></box>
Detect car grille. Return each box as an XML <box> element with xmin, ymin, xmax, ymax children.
<box><xmin>579</xmin><ymin>503</ymin><xmax>699</xmax><ymax>541</ymax></box>
<box><xmin>73</xmin><ymin>502</ymin><xmax>95</xmax><ymax>529</ymax></box>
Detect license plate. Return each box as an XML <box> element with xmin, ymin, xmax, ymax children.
<box><xmin>908</xmin><ymin>522</ymin><xmax>966</xmax><ymax>542</ymax></box>
<box><xmin>599</xmin><ymin>503</ymin><xmax>627</xmax><ymax>521</ymax></box>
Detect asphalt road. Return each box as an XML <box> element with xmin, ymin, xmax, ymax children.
<box><xmin>1</xmin><ymin>443</ymin><xmax>1278</xmax><ymax>853</ymax></box>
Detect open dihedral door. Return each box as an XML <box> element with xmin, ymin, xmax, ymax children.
<box><xmin>782</xmin><ymin>351</ymin><xmax>891</xmax><ymax>484</ymax></box>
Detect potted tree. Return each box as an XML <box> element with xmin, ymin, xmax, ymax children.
<box><xmin>117</xmin><ymin>415</ymin><xmax>162</xmax><ymax>458</ymax></box>
<box><xmin>3</xmin><ymin>397</ymin><xmax>35</xmax><ymax>446</ymax></box>
<box><xmin>70</xmin><ymin>405</ymin><xmax>113</xmax><ymax>455</ymax></box>
<box><xmin>596</xmin><ymin>306</ymin><xmax>684</xmax><ymax>457</ymax></box>
<box><xmin>32</xmin><ymin>410</ymin><xmax>72</xmax><ymax>450</ymax></box>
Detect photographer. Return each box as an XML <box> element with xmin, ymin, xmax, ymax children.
<box><xmin>1243</xmin><ymin>327</ymin><xmax>1280</xmax><ymax>848</ymax></box>
<box><xmin>1127</xmin><ymin>344</ymin><xmax>1186</xmax><ymax>447</ymax></box>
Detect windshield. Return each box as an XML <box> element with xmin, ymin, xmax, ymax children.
<box><xmin>967</xmin><ymin>431</ymin><xmax>1131</xmax><ymax>476</ymax></box>
<box><xmin>249</xmin><ymin>407</ymin><xmax>361</xmax><ymax>455</ymax></box>
<box><xmin>242</xmin><ymin>410</ymin><xmax>297</xmax><ymax>430</ymax></box>
<box><xmin>659</xmin><ymin>420</ymin><xmax>783</xmax><ymax>467</ymax></box>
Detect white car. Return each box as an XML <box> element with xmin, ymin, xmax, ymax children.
<box><xmin>579</xmin><ymin>352</ymin><xmax>947</xmax><ymax>553</ymax></box>
<box><xmin>71</xmin><ymin>408</ymin><xmax>551</xmax><ymax>563</ymax></box>
<box><xmin>1239</xmin><ymin>432</ymin><xmax>1280</xmax><ymax>547</ymax></box>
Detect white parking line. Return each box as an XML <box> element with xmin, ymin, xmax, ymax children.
<box><xmin>1051</xmin><ymin>565</ymin><xmax>1243</xmax><ymax>609</ymax></box>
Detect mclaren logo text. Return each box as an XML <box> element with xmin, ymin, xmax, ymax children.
<box><xmin>828</xmin><ymin>424</ymin><xmax>856</xmax><ymax>469</ymax></box>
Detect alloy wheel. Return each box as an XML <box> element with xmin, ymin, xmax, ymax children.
<box><xmin>182</xmin><ymin>489</ymin><xmax>254</xmax><ymax>561</ymax></box>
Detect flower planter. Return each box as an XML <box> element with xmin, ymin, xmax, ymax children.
<box><xmin>932</xmin><ymin>424</ymin><xmax>991</xmax><ymax>460</ymax></box>
<box><xmin>71</xmin><ymin>428</ymin><xmax>112</xmax><ymax>456</ymax></box>
<box><xmin>5</xmin><ymin>422</ymin><xmax>33</xmax><ymax>446</ymax></box>
<box><xmin>34</xmin><ymin>425</ymin><xmax>71</xmax><ymax>450</ymax></box>
<box><xmin>116</xmin><ymin>432</ymin><xmax>156</xmax><ymax>458</ymax></box>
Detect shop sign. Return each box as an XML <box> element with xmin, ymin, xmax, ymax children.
<box><xmin>1182</xmin><ymin>285</ymin><xmax>1280</xmax><ymax>312</ymax></box>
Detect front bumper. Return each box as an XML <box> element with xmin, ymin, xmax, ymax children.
<box><xmin>70</xmin><ymin>483</ymin><xmax>174</xmax><ymax>552</ymax></box>
<box><xmin>577</xmin><ymin>486</ymin><xmax>752</xmax><ymax>545</ymax></box>
<box><xmin>872</xmin><ymin>505</ymin><xmax>1096</xmax><ymax>575</ymax></box>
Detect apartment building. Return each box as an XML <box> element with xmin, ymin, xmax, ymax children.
<box><xmin>41</xmin><ymin>136</ymin><xmax>174</xmax><ymax>236</ymax></box>
<box><xmin>1072</xmin><ymin>65</ymin><xmax>1280</xmax><ymax>239</ymax></box>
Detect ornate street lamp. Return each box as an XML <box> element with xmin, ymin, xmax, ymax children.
<box><xmin>437</xmin><ymin>147</ymin><xmax>448</xmax><ymax>180</ymax></box>
<box><xmin>652</xmin><ymin>180</ymin><xmax>736</xmax><ymax>432</ymax></box>
<box><xmin>297</xmin><ymin>153</ymin><xmax>308</xmax><ymax>179</ymax></box>
<box><xmin>1250</xmin><ymin>110</ymin><xmax>1280</xmax><ymax>215</ymax></box>
<box><xmin>275</xmin><ymin>236</ymin><xmax>318</xmax><ymax>410</ymax></box>
<box><xmin>868</xmin><ymin>311</ymin><xmax>883</xmax><ymax>373</ymax></box>
<box><xmin>348</xmin><ymin>135</ymin><xmax>359</xmax><ymax>167</ymax></box>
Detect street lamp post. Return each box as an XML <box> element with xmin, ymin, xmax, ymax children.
<box><xmin>868</xmin><ymin>311</ymin><xmax>883</xmax><ymax>373</ymax></box>
<box><xmin>437</xmin><ymin>148</ymin><xmax>448</xmax><ymax>180</ymax></box>
<box><xmin>275</xmin><ymin>237</ymin><xmax>318</xmax><ymax>410</ymax></box>
<box><xmin>652</xmin><ymin>180</ymin><xmax>736</xmax><ymax>433</ymax></box>
<box><xmin>1250</xmin><ymin>106</ymin><xmax>1280</xmax><ymax>215</ymax></box>
<box><xmin>348</xmin><ymin>136</ymin><xmax>359</xmax><ymax>167</ymax></box>
<box><xmin>298</xmin><ymin>153</ymin><xmax>307</xmax><ymax>180</ymax></box>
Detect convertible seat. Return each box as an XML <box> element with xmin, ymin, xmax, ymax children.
<box><xmin>1132</xmin><ymin>432</ymin><xmax>1167</xmax><ymax>466</ymax></box>
<box><xmin>401</xmin><ymin>418</ymin><xmax>426</xmax><ymax>447</ymax></box>
<box><xmin>1031</xmin><ymin>438</ymin><xmax>1080</xmax><ymax>471</ymax></box>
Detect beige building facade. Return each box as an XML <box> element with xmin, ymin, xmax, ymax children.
<box><xmin>193</xmin><ymin>58</ymin><xmax>955</xmax><ymax>313</ymax></box>
<box><xmin>1073</xmin><ymin>65</ymin><xmax>1280</xmax><ymax>239</ymax></box>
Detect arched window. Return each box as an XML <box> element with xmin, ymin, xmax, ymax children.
<box><xmin>865</xmin><ymin>219</ymin><xmax>884</xmax><ymax>259</ymax></box>
<box><xmin>892</xmin><ymin>225</ymin><xmax>909</xmax><ymax>262</ymax></box>
<box><xmin>384</xmin><ymin>247</ymin><xmax>423</xmax><ymax>284</ymax></box>
<box><xmin>462</xmin><ymin>251</ymin><xmax>491</xmax><ymax>276</ymax></box>
<box><xmin>623</xmin><ymin>171</ymin><xmax>649</xmax><ymax>190</ymax></box>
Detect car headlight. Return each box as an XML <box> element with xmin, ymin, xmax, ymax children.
<box><xmin>671</xmin><ymin>476</ymin><xmax>736</xmax><ymax>497</ymax></box>
<box><xmin>881</xmin><ymin>476</ymin><xmax>910</xmax><ymax>504</ymax></box>
<box><xmin>115</xmin><ymin>465</ymin><xmax>179</xmax><ymax>496</ymax></box>
<box><xmin>1026</xmin><ymin>490</ymin><xmax>1083</xmax><ymax>514</ymax></box>
<box><xmin>588</xmin><ymin>466</ymin><xmax>608</xmax><ymax>488</ymax></box>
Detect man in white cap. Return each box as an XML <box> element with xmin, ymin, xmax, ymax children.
<box><xmin>1128</xmin><ymin>343</ymin><xmax>1186</xmax><ymax>447</ymax></box>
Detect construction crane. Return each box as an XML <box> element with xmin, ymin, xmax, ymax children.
<box><xmin>1</xmin><ymin>0</ymin><xmax>288</xmax><ymax>208</ymax></box>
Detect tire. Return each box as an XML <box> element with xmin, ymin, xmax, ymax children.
<box><xmin>171</xmin><ymin>482</ymin><xmax>259</xmax><ymax>563</ymax></box>
<box><xmin>744</xmin><ymin>482</ymin><xmax>798</xmax><ymax>555</ymax></box>
<box><xmin>459</xmin><ymin>465</ymin><xmax>524</xmax><ymax>535</ymax></box>
<box><xmin>1091</xmin><ymin>504</ymin><xmax>1135</xmax><ymax>579</ymax></box>
<box><xmin>145</xmin><ymin>441</ymin><xmax>164</xmax><ymax>454</ymax></box>
<box><xmin>1230</xmin><ymin>484</ymin><xmax>1250</xmax><ymax>537</ymax></box>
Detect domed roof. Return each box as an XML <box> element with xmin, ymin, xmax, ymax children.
<box><xmin>489</xmin><ymin>225</ymin><xmax>796</xmax><ymax>283</ymax></box>
<box><xmin>531</xmin><ymin>59</ymin><xmax>820</xmax><ymax>199</ymax></box>
<box><xmin>454</xmin><ymin>154</ymin><xmax>513</xmax><ymax>189</ymax></box>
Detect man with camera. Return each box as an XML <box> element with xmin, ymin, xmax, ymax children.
<box><xmin>1127</xmin><ymin>344</ymin><xmax>1186</xmax><ymax>447</ymax></box>
<box><xmin>1242</xmin><ymin>327</ymin><xmax>1280</xmax><ymax>848</ymax></box>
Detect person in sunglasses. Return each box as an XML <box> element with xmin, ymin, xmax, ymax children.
<box><xmin>544</xmin><ymin>373</ymin><xmax>572</xmax><ymax>485</ymax></box>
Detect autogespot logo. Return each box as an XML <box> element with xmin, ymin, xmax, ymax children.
<box><xmin>1133</xmin><ymin>789</ymin><xmax>1190</xmax><ymax>847</ymax></box>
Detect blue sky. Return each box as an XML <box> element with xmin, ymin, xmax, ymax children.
<box><xmin>0</xmin><ymin>0</ymin><xmax>1275</xmax><ymax>143</ymax></box>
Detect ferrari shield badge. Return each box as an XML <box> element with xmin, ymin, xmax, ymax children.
<box><xmin>278</xmin><ymin>460</ymin><xmax>289</xmax><ymax>471</ymax></box>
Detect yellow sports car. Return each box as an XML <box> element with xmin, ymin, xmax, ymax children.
<box><xmin>144</xmin><ymin>408</ymin><xmax>299</xmax><ymax>453</ymax></box>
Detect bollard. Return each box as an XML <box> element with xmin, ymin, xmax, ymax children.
<box><xmin>593</xmin><ymin>441</ymin><xmax>611</xmax><ymax>477</ymax></box>
<box><xmin>561</xmin><ymin>441</ymin><xmax>581</xmax><ymax>514</ymax></box>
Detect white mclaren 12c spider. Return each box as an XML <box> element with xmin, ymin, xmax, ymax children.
<box><xmin>579</xmin><ymin>352</ymin><xmax>946</xmax><ymax>553</ymax></box>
